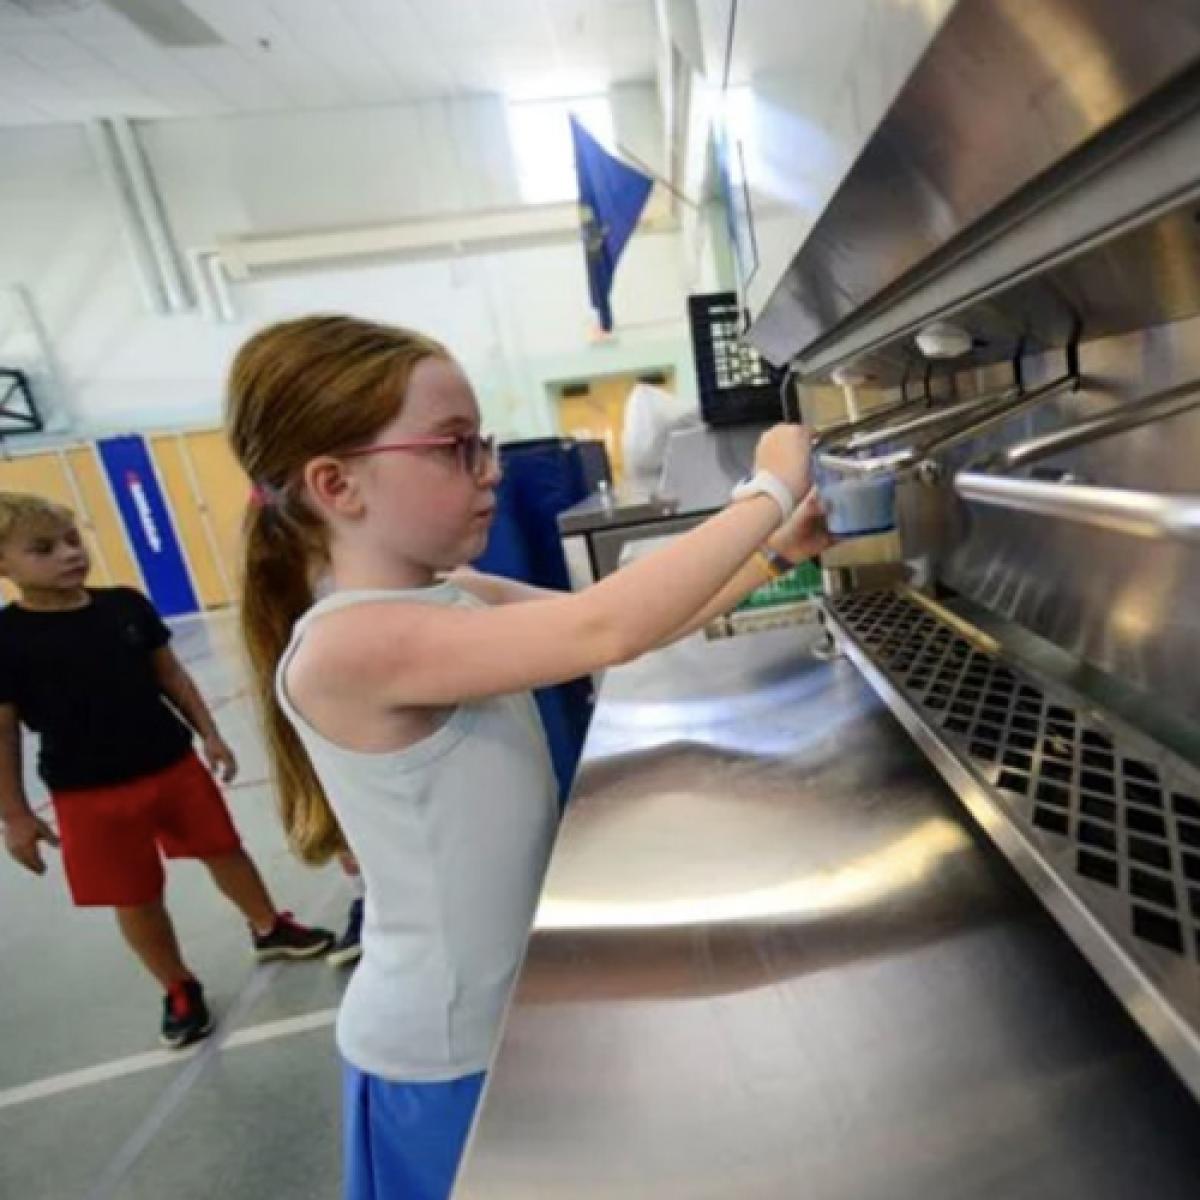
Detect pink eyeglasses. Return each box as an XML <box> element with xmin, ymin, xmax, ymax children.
<box><xmin>342</xmin><ymin>433</ymin><xmax>498</xmax><ymax>480</ymax></box>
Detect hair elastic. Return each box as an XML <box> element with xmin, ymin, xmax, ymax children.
<box><xmin>249</xmin><ymin>482</ymin><xmax>281</xmax><ymax>509</ymax></box>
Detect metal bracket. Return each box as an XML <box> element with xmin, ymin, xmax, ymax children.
<box><xmin>1011</xmin><ymin>336</ymin><xmax>1027</xmax><ymax>395</ymax></box>
<box><xmin>0</xmin><ymin>369</ymin><xmax>44</xmax><ymax>436</ymax></box>
<box><xmin>1066</xmin><ymin>329</ymin><xmax>1081</xmax><ymax>387</ymax></box>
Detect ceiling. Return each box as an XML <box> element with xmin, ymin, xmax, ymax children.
<box><xmin>0</xmin><ymin>0</ymin><xmax>657</xmax><ymax>127</ymax></box>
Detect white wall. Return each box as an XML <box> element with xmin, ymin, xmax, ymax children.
<box><xmin>143</xmin><ymin>95</ymin><xmax>523</xmax><ymax>239</ymax></box>
<box><xmin>0</xmin><ymin>86</ymin><xmax>696</xmax><ymax>441</ymax></box>
<box><xmin>235</xmin><ymin>230</ymin><xmax>692</xmax><ymax>438</ymax></box>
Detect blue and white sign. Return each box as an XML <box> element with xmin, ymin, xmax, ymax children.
<box><xmin>97</xmin><ymin>435</ymin><xmax>198</xmax><ymax>617</ymax></box>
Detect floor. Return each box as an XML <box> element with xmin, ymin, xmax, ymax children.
<box><xmin>0</xmin><ymin>611</ymin><xmax>354</xmax><ymax>1200</ymax></box>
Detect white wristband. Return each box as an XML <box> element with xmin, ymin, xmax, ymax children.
<box><xmin>731</xmin><ymin>469</ymin><xmax>797</xmax><ymax>523</ymax></box>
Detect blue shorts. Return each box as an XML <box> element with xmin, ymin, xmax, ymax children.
<box><xmin>342</xmin><ymin>1060</ymin><xmax>486</xmax><ymax>1200</ymax></box>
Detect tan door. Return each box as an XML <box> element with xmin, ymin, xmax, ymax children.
<box><xmin>558</xmin><ymin>387</ymin><xmax>626</xmax><ymax>483</ymax></box>
<box><xmin>179</xmin><ymin>430</ymin><xmax>250</xmax><ymax>597</ymax></box>
<box><xmin>555</xmin><ymin>370</ymin><xmax>676</xmax><ymax>486</ymax></box>
<box><xmin>148</xmin><ymin>434</ymin><xmax>231</xmax><ymax>609</ymax></box>
<box><xmin>62</xmin><ymin>447</ymin><xmax>142</xmax><ymax>591</ymax></box>
<box><xmin>0</xmin><ymin>450</ymin><xmax>145</xmax><ymax>603</ymax></box>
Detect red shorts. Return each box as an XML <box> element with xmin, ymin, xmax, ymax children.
<box><xmin>50</xmin><ymin>752</ymin><xmax>242</xmax><ymax>907</ymax></box>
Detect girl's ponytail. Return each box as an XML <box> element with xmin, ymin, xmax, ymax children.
<box><xmin>225</xmin><ymin>314</ymin><xmax>445</xmax><ymax>864</ymax></box>
<box><xmin>239</xmin><ymin>497</ymin><xmax>343</xmax><ymax>863</ymax></box>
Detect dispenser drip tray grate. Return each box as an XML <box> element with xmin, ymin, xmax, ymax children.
<box><xmin>829</xmin><ymin>588</ymin><xmax>1200</xmax><ymax>963</ymax></box>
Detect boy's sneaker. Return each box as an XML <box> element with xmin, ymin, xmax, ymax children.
<box><xmin>252</xmin><ymin>911</ymin><xmax>335</xmax><ymax>962</ymax></box>
<box><xmin>326</xmin><ymin>897</ymin><xmax>364</xmax><ymax>969</ymax></box>
<box><xmin>160</xmin><ymin>979</ymin><xmax>213</xmax><ymax>1050</ymax></box>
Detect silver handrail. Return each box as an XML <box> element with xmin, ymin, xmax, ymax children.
<box><xmin>916</xmin><ymin>375</ymin><xmax>1076</xmax><ymax>461</ymax></box>
<box><xmin>844</xmin><ymin>388</ymin><xmax>1015</xmax><ymax>452</ymax></box>
<box><xmin>989</xmin><ymin>377</ymin><xmax>1200</xmax><ymax>470</ymax></box>
<box><xmin>954</xmin><ymin>474</ymin><xmax>1200</xmax><ymax>541</ymax></box>
<box><xmin>954</xmin><ymin>378</ymin><xmax>1200</xmax><ymax>543</ymax></box>
<box><xmin>817</xmin><ymin>375</ymin><xmax>1075</xmax><ymax>477</ymax></box>
<box><xmin>812</xmin><ymin>394</ymin><xmax>927</xmax><ymax>450</ymax></box>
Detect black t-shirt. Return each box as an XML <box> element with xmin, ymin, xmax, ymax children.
<box><xmin>0</xmin><ymin>587</ymin><xmax>193</xmax><ymax>790</ymax></box>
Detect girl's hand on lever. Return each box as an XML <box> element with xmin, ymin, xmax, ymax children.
<box><xmin>754</xmin><ymin>424</ymin><xmax>814</xmax><ymax>505</ymax></box>
<box><xmin>770</xmin><ymin>486</ymin><xmax>833</xmax><ymax>563</ymax></box>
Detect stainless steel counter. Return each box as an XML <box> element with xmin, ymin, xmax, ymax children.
<box><xmin>558</xmin><ymin>491</ymin><xmax>711</xmax><ymax>585</ymax></box>
<box><xmin>454</xmin><ymin>628</ymin><xmax>1200</xmax><ymax>1199</ymax></box>
<box><xmin>557</xmin><ymin>489</ymin><xmax>678</xmax><ymax>535</ymax></box>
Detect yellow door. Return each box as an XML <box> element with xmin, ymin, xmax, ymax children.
<box><xmin>0</xmin><ymin>450</ymin><xmax>136</xmax><ymax>603</ymax></box>
<box><xmin>180</xmin><ymin>430</ymin><xmax>250</xmax><ymax>595</ymax></box>
<box><xmin>555</xmin><ymin>371</ymin><xmax>676</xmax><ymax>486</ymax></box>
<box><xmin>149</xmin><ymin>434</ymin><xmax>230</xmax><ymax>609</ymax></box>
<box><xmin>63</xmin><ymin>447</ymin><xmax>142</xmax><ymax>591</ymax></box>
<box><xmin>558</xmin><ymin>389</ymin><xmax>622</xmax><ymax>482</ymax></box>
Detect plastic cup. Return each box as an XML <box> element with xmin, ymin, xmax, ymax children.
<box><xmin>817</xmin><ymin>468</ymin><xmax>897</xmax><ymax>537</ymax></box>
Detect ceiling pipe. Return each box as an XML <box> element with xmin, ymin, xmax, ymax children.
<box><xmin>86</xmin><ymin>119</ymin><xmax>165</xmax><ymax>314</ymax></box>
<box><xmin>109</xmin><ymin>116</ymin><xmax>192</xmax><ymax>313</ymax></box>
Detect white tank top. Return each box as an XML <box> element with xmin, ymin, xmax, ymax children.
<box><xmin>276</xmin><ymin>583</ymin><xmax>558</xmax><ymax>1082</ymax></box>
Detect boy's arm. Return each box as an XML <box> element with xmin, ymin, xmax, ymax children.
<box><xmin>152</xmin><ymin>648</ymin><xmax>239</xmax><ymax>783</ymax></box>
<box><xmin>0</xmin><ymin>703</ymin><xmax>58</xmax><ymax>874</ymax></box>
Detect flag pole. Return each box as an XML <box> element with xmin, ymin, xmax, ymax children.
<box><xmin>613</xmin><ymin>142</ymin><xmax>702</xmax><ymax>211</ymax></box>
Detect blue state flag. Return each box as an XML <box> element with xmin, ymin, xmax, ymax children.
<box><xmin>569</xmin><ymin>115</ymin><xmax>653</xmax><ymax>331</ymax></box>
